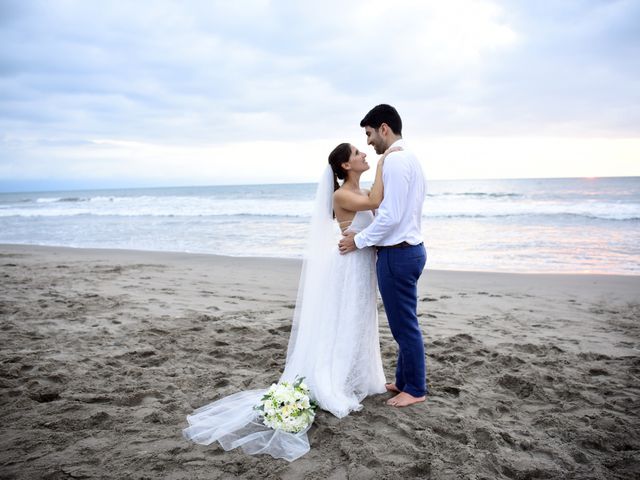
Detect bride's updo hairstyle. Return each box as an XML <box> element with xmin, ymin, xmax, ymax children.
<box><xmin>328</xmin><ymin>143</ymin><xmax>351</xmax><ymax>191</ymax></box>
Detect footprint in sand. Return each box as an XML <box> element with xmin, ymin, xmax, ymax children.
<box><xmin>268</xmin><ymin>324</ymin><xmax>291</xmax><ymax>334</ymax></box>
<box><xmin>588</xmin><ymin>368</ymin><xmax>609</xmax><ymax>376</ymax></box>
<box><xmin>440</xmin><ymin>386</ymin><xmax>461</xmax><ymax>397</ymax></box>
<box><xmin>214</xmin><ymin>378</ymin><xmax>229</xmax><ymax>388</ymax></box>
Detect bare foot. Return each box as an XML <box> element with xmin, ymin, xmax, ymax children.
<box><xmin>385</xmin><ymin>383</ymin><xmax>401</xmax><ymax>393</ymax></box>
<box><xmin>386</xmin><ymin>392</ymin><xmax>426</xmax><ymax>407</ymax></box>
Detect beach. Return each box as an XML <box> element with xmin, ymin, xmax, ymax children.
<box><xmin>1</xmin><ymin>243</ymin><xmax>639</xmax><ymax>479</ymax></box>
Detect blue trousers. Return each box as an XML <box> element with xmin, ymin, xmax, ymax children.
<box><xmin>376</xmin><ymin>243</ymin><xmax>427</xmax><ymax>397</ymax></box>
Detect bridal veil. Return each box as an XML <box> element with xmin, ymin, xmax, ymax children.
<box><xmin>183</xmin><ymin>166</ymin><xmax>338</xmax><ymax>462</ymax></box>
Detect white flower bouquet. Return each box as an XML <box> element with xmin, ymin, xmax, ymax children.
<box><xmin>255</xmin><ymin>377</ymin><xmax>318</xmax><ymax>433</ymax></box>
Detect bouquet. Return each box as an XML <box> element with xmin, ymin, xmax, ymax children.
<box><xmin>255</xmin><ymin>377</ymin><xmax>318</xmax><ymax>433</ymax></box>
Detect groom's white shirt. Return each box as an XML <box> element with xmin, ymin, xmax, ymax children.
<box><xmin>354</xmin><ymin>139</ymin><xmax>426</xmax><ymax>248</ymax></box>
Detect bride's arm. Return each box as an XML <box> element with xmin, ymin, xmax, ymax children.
<box><xmin>366</xmin><ymin>154</ymin><xmax>386</xmax><ymax>208</ymax></box>
<box><xmin>333</xmin><ymin>147</ymin><xmax>401</xmax><ymax>212</ymax></box>
<box><xmin>333</xmin><ymin>189</ymin><xmax>372</xmax><ymax>213</ymax></box>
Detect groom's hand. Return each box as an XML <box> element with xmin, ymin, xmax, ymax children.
<box><xmin>339</xmin><ymin>232</ymin><xmax>357</xmax><ymax>255</ymax></box>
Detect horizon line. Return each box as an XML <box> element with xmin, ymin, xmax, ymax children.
<box><xmin>1</xmin><ymin>174</ymin><xmax>639</xmax><ymax>195</ymax></box>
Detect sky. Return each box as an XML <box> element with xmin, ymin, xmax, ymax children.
<box><xmin>1</xmin><ymin>0</ymin><xmax>639</xmax><ymax>191</ymax></box>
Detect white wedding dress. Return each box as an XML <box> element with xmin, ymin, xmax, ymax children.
<box><xmin>280</xmin><ymin>209</ymin><xmax>386</xmax><ymax>416</ymax></box>
<box><xmin>183</xmin><ymin>167</ymin><xmax>386</xmax><ymax>461</ymax></box>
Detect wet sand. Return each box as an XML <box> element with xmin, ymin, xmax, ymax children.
<box><xmin>1</xmin><ymin>244</ymin><xmax>638</xmax><ymax>479</ymax></box>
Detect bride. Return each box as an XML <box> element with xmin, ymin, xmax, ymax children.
<box><xmin>183</xmin><ymin>143</ymin><xmax>397</xmax><ymax>461</ymax></box>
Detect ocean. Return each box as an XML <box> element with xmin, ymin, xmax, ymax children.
<box><xmin>1</xmin><ymin>177</ymin><xmax>638</xmax><ymax>275</ymax></box>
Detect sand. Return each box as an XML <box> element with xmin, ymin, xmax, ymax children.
<box><xmin>0</xmin><ymin>244</ymin><xmax>638</xmax><ymax>479</ymax></box>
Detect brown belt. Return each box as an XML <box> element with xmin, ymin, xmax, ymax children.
<box><xmin>376</xmin><ymin>241</ymin><xmax>422</xmax><ymax>251</ymax></box>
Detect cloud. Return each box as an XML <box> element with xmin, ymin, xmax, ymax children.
<box><xmin>0</xmin><ymin>1</ymin><xmax>519</xmax><ymax>139</ymax></box>
<box><xmin>474</xmin><ymin>0</ymin><xmax>640</xmax><ymax>136</ymax></box>
<box><xmin>0</xmin><ymin>0</ymin><xmax>639</xmax><ymax>189</ymax></box>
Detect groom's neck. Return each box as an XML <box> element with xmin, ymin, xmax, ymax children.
<box><xmin>386</xmin><ymin>134</ymin><xmax>402</xmax><ymax>149</ymax></box>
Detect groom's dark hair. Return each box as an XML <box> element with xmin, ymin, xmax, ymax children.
<box><xmin>360</xmin><ymin>104</ymin><xmax>402</xmax><ymax>136</ymax></box>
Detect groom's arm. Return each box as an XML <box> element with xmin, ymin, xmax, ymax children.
<box><xmin>354</xmin><ymin>157</ymin><xmax>409</xmax><ymax>248</ymax></box>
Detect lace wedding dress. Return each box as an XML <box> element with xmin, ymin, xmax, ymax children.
<box><xmin>183</xmin><ymin>167</ymin><xmax>386</xmax><ymax>461</ymax></box>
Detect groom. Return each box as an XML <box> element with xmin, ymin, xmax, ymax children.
<box><xmin>339</xmin><ymin>104</ymin><xmax>427</xmax><ymax>408</ymax></box>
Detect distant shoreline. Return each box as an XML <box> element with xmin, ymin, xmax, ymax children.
<box><xmin>2</xmin><ymin>175</ymin><xmax>639</xmax><ymax>195</ymax></box>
